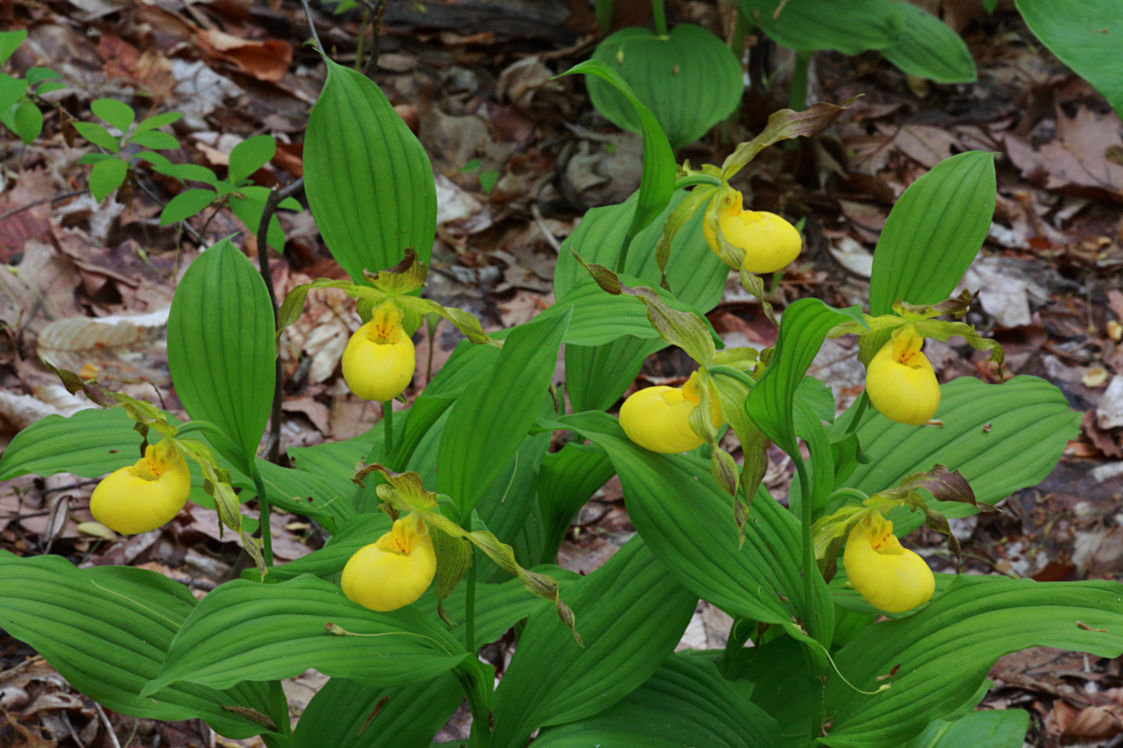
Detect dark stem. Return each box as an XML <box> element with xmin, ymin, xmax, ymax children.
<box><xmin>299</xmin><ymin>0</ymin><xmax>325</xmax><ymax>53</ymax></box>
<box><xmin>255</xmin><ymin>178</ymin><xmax>304</xmax><ymax>464</ymax></box>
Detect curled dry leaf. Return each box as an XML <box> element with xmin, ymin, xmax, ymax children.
<box><xmin>197</xmin><ymin>28</ymin><xmax>292</xmax><ymax>83</ymax></box>
<box><xmin>36</xmin><ymin>309</ymin><xmax>171</xmax><ymax>386</ymax></box>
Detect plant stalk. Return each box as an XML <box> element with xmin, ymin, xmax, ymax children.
<box><xmin>251</xmin><ymin>468</ymin><xmax>274</xmax><ymax>567</ymax></box>
<box><xmin>789</xmin><ymin>50</ymin><xmax>811</xmax><ymax>111</ymax></box>
<box><xmin>794</xmin><ymin>457</ymin><xmax>826</xmax><ymax>737</ymax></box>
<box><xmin>465</xmin><ymin>514</ymin><xmax>478</xmax><ymax>656</ymax></box>
<box><xmin>382</xmin><ymin>400</ymin><xmax>394</xmax><ymax>459</ymax></box>
<box><xmin>651</xmin><ymin>0</ymin><xmax>668</xmax><ymax>36</ymax></box>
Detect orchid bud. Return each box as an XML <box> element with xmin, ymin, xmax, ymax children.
<box><xmin>866</xmin><ymin>325</ymin><xmax>940</xmax><ymax>425</ymax></box>
<box><xmin>342</xmin><ymin>301</ymin><xmax>415</xmax><ymax>402</ymax></box>
<box><xmin>90</xmin><ymin>438</ymin><xmax>191</xmax><ymax>535</ymax></box>
<box><xmin>341</xmin><ymin>513</ymin><xmax>437</xmax><ymax>612</ymax></box>
<box><xmin>704</xmin><ymin>189</ymin><xmax>802</xmax><ymax>274</ymax></box>
<box><xmin>619</xmin><ymin>372</ymin><xmax>720</xmax><ymax>454</ymax></box>
<box><xmin>843</xmin><ymin>510</ymin><xmax>935</xmax><ymax>613</ymax></box>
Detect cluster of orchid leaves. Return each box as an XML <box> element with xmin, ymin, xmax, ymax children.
<box><xmin>0</xmin><ymin>18</ymin><xmax>1121</xmax><ymax>748</ymax></box>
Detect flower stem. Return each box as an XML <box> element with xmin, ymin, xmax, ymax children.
<box><xmin>789</xmin><ymin>51</ymin><xmax>811</xmax><ymax>112</ymax></box>
<box><xmin>794</xmin><ymin>456</ymin><xmax>826</xmax><ymax>737</ymax></box>
<box><xmin>651</xmin><ymin>0</ymin><xmax>668</xmax><ymax>36</ymax></box>
<box><xmin>843</xmin><ymin>391</ymin><xmax>870</xmax><ymax>436</ymax></box>
<box><xmin>465</xmin><ymin>513</ymin><xmax>478</xmax><ymax>656</ymax></box>
<box><xmin>382</xmin><ymin>400</ymin><xmax>394</xmax><ymax>460</ymax></box>
<box><xmin>251</xmin><ymin>468</ymin><xmax>274</xmax><ymax>568</ymax></box>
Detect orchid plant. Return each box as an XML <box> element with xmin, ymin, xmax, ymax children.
<box><xmin>1</xmin><ymin>42</ymin><xmax>1120</xmax><ymax>748</ymax></box>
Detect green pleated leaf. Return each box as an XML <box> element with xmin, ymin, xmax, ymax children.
<box><xmin>438</xmin><ymin>310</ymin><xmax>571</xmax><ymax>520</ymax></box>
<box><xmin>534</xmin><ymin>654</ymin><xmax>782</xmax><ymax>748</ymax></box>
<box><xmin>822</xmin><ymin>576</ymin><xmax>1123</xmax><ymax>747</ymax></box>
<box><xmin>843</xmin><ymin>376</ymin><xmax>1079</xmax><ymax>527</ymax></box>
<box><xmin>391</xmin><ymin>340</ymin><xmax>499</xmax><ymax>469</ymax></box>
<box><xmin>559</xmin><ymin>411</ymin><xmax>831</xmax><ymax>638</ymax></box>
<box><xmin>292</xmin><ymin>674</ymin><xmax>462</xmax><ymax>748</ymax></box>
<box><xmin>882</xmin><ymin>3</ymin><xmax>977</xmax><ymax>83</ymax></box>
<box><xmin>1015</xmin><ymin>0</ymin><xmax>1123</xmax><ymax>117</ymax></box>
<box><xmin>146</xmin><ymin>575</ymin><xmax>466</xmax><ymax>695</ymax></box>
<box><xmin>561</xmin><ymin>59</ymin><xmax>675</xmax><ymax>242</ymax></box>
<box><xmin>747</xmin><ymin>298</ymin><xmax>865</xmax><ymax>456</ymax></box>
<box><xmin>588</xmin><ymin>24</ymin><xmax>743</xmax><ymax>150</ymax></box>
<box><xmin>254</xmin><ymin>458</ymin><xmax>358</xmax><ymax>531</ymax></box>
<box><xmin>557</xmin><ymin>189</ymin><xmax>728</xmax><ymax>411</ymax></box>
<box><xmin>565</xmin><ymin>336</ymin><xmax>666</xmax><ymax>412</ymax></box>
<box><xmin>868</xmin><ymin>152</ymin><xmax>995</xmax><ymax>314</ymax></box>
<box><xmin>0</xmin><ymin>407</ymin><xmax>143</xmax><ymax>480</ymax></box>
<box><xmin>167</xmin><ymin>238</ymin><xmax>275</xmax><ymax>466</ymax></box>
<box><xmin>0</xmin><ymin>553</ymin><xmax>282</xmax><ymax>739</ymax></box>
<box><xmin>738</xmin><ymin>0</ymin><xmax>905</xmax><ymax>54</ymax></box>
<box><xmin>263</xmin><ymin>513</ymin><xmax>389</xmax><ymax>583</ymax></box>
<box><xmin>491</xmin><ymin>538</ymin><xmax>698</xmax><ymax>748</ymax></box>
<box><xmin>304</xmin><ymin>57</ymin><xmax>436</xmax><ymax>280</ymax></box>
<box><xmin>538</xmin><ymin>442</ymin><xmax>615</xmax><ymax>561</ymax></box>
<box><xmin>905</xmin><ymin>709</ymin><xmax>1029</xmax><ymax>748</ymax></box>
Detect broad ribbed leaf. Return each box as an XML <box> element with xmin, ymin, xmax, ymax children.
<box><xmin>292</xmin><ymin>674</ymin><xmax>462</xmax><ymax>748</ymax></box>
<box><xmin>565</xmin><ymin>336</ymin><xmax>665</xmax><ymax>412</ymax></box>
<box><xmin>538</xmin><ymin>442</ymin><xmax>615</xmax><ymax>560</ymax></box>
<box><xmin>882</xmin><ymin>3</ymin><xmax>977</xmax><ymax>83</ymax></box>
<box><xmin>304</xmin><ymin>57</ymin><xmax>436</xmax><ymax>279</ymax></box>
<box><xmin>438</xmin><ymin>310</ymin><xmax>570</xmax><ymax>519</ymax></box>
<box><xmin>823</xmin><ymin>576</ymin><xmax>1123</xmax><ymax>747</ymax></box>
<box><xmin>1015</xmin><ymin>0</ymin><xmax>1123</xmax><ymax>117</ymax></box>
<box><xmin>167</xmin><ymin>239</ymin><xmax>275</xmax><ymax>465</ymax></box>
<box><xmin>557</xmin><ymin>190</ymin><xmax>727</xmax><ymax>411</ymax></box>
<box><xmin>391</xmin><ymin>341</ymin><xmax>499</xmax><ymax>469</ymax></box>
<box><xmin>534</xmin><ymin>655</ymin><xmax>782</xmax><ymax>748</ymax></box>
<box><xmin>491</xmin><ymin>538</ymin><xmax>698</xmax><ymax>748</ymax></box>
<box><xmin>738</xmin><ymin>0</ymin><xmax>905</xmax><ymax>54</ymax></box>
<box><xmin>905</xmin><ymin>710</ymin><xmax>1029</xmax><ymax>748</ymax></box>
<box><xmin>474</xmin><ymin>432</ymin><xmax>552</xmax><ymax>581</ymax></box>
<box><xmin>561</xmin><ymin>59</ymin><xmax>675</xmax><ymax>242</ymax></box>
<box><xmin>0</xmin><ymin>407</ymin><xmax>142</xmax><ymax>480</ymax></box>
<box><xmin>843</xmin><ymin>376</ymin><xmax>1079</xmax><ymax>527</ymax></box>
<box><xmin>747</xmin><ymin>298</ymin><xmax>864</xmax><ymax>456</ymax></box>
<box><xmin>0</xmin><ymin>553</ymin><xmax>281</xmax><ymax>739</ymax></box>
<box><xmin>146</xmin><ymin>575</ymin><xmax>466</xmax><ymax>694</ymax></box>
<box><xmin>588</xmin><ymin>24</ymin><xmax>743</xmax><ymax>150</ymax></box>
<box><xmin>559</xmin><ymin>411</ymin><xmax>830</xmax><ymax>636</ymax></box>
<box><xmin>264</xmin><ymin>513</ymin><xmax>390</xmax><ymax>582</ymax></box>
<box><xmin>868</xmin><ymin>152</ymin><xmax>995</xmax><ymax>314</ymax></box>
<box><xmin>254</xmin><ymin>458</ymin><xmax>358</xmax><ymax>532</ymax></box>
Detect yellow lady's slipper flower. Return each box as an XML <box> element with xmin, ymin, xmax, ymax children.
<box><xmin>703</xmin><ymin>189</ymin><xmax>802</xmax><ymax>274</ymax></box>
<box><xmin>865</xmin><ymin>325</ymin><xmax>940</xmax><ymax>425</ymax></box>
<box><xmin>89</xmin><ymin>438</ymin><xmax>191</xmax><ymax>535</ymax></box>
<box><xmin>341</xmin><ymin>512</ymin><xmax>437</xmax><ymax>612</ymax></box>
<box><xmin>342</xmin><ymin>302</ymin><xmax>415</xmax><ymax>402</ymax></box>
<box><xmin>843</xmin><ymin>510</ymin><xmax>935</xmax><ymax>613</ymax></box>
<box><xmin>619</xmin><ymin>372</ymin><xmax>721</xmax><ymax>454</ymax></box>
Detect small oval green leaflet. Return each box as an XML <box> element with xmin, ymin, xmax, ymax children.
<box><xmin>167</xmin><ymin>238</ymin><xmax>275</xmax><ymax>467</ymax></box>
<box><xmin>587</xmin><ymin>24</ymin><xmax>743</xmax><ymax>150</ymax></box>
<box><xmin>868</xmin><ymin>151</ymin><xmax>995</xmax><ymax>314</ymax></box>
<box><xmin>304</xmin><ymin>56</ymin><xmax>437</xmax><ymax>279</ymax></box>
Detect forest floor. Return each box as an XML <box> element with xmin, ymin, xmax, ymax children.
<box><xmin>1</xmin><ymin>0</ymin><xmax>1123</xmax><ymax>746</ymax></box>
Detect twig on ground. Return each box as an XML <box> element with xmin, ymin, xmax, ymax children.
<box><xmin>95</xmin><ymin>702</ymin><xmax>123</xmax><ymax>748</ymax></box>
<box><xmin>0</xmin><ymin>189</ymin><xmax>86</xmax><ymax>222</ymax></box>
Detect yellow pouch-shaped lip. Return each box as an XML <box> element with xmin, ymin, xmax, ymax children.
<box><xmin>342</xmin><ymin>303</ymin><xmax>416</xmax><ymax>402</ymax></box>
<box><xmin>843</xmin><ymin>511</ymin><xmax>935</xmax><ymax>614</ymax></box>
<box><xmin>865</xmin><ymin>326</ymin><xmax>940</xmax><ymax>426</ymax></box>
<box><xmin>619</xmin><ymin>373</ymin><xmax>722</xmax><ymax>454</ymax></box>
<box><xmin>90</xmin><ymin>439</ymin><xmax>190</xmax><ymax>535</ymax></box>
<box><xmin>703</xmin><ymin>189</ymin><xmax>803</xmax><ymax>275</ymax></box>
<box><xmin>341</xmin><ymin>513</ymin><xmax>437</xmax><ymax>613</ymax></box>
